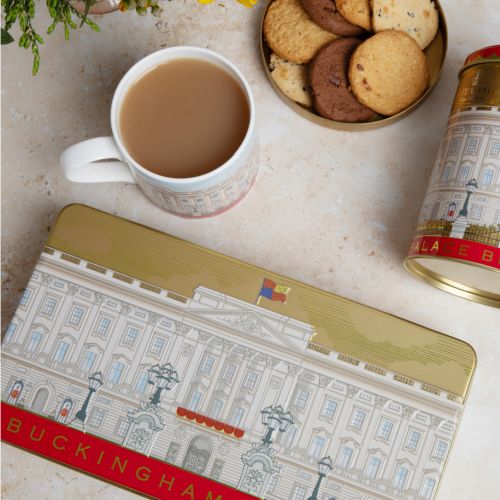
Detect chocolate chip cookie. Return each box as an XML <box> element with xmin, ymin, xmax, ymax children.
<box><xmin>309</xmin><ymin>38</ymin><xmax>377</xmax><ymax>122</ymax></box>
<box><xmin>372</xmin><ymin>0</ymin><xmax>439</xmax><ymax>49</ymax></box>
<box><xmin>348</xmin><ymin>30</ymin><xmax>429</xmax><ymax>116</ymax></box>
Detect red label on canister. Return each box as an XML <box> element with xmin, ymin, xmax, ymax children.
<box><xmin>408</xmin><ymin>235</ymin><xmax>500</xmax><ymax>268</ymax></box>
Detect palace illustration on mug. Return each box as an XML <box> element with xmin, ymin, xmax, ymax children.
<box><xmin>2</xmin><ymin>248</ymin><xmax>464</xmax><ymax>500</ymax></box>
<box><xmin>131</xmin><ymin>137</ymin><xmax>259</xmax><ymax>218</ymax></box>
<box><xmin>418</xmin><ymin>106</ymin><xmax>500</xmax><ymax>247</ymax></box>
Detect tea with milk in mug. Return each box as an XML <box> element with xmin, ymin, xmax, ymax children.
<box><xmin>119</xmin><ymin>59</ymin><xmax>250</xmax><ymax>178</ymax></box>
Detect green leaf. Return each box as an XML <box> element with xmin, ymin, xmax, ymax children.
<box><xmin>32</xmin><ymin>51</ymin><xmax>40</xmax><ymax>75</ymax></box>
<box><xmin>1</xmin><ymin>27</ymin><xmax>14</xmax><ymax>44</ymax></box>
<box><xmin>84</xmin><ymin>18</ymin><xmax>99</xmax><ymax>32</ymax></box>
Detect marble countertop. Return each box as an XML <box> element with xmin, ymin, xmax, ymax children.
<box><xmin>1</xmin><ymin>0</ymin><xmax>499</xmax><ymax>498</ymax></box>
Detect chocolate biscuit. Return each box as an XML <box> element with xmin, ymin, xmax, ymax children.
<box><xmin>309</xmin><ymin>38</ymin><xmax>376</xmax><ymax>122</ymax></box>
<box><xmin>300</xmin><ymin>0</ymin><xmax>365</xmax><ymax>36</ymax></box>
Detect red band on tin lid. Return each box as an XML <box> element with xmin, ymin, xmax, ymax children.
<box><xmin>462</xmin><ymin>44</ymin><xmax>500</xmax><ymax>72</ymax></box>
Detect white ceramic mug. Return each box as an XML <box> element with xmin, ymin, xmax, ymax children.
<box><xmin>60</xmin><ymin>46</ymin><xmax>258</xmax><ymax>218</ymax></box>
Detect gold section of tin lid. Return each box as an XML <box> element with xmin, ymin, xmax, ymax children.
<box><xmin>259</xmin><ymin>0</ymin><xmax>447</xmax><ymax>131</ymax></box>
<box><xmin>405</xmin><ymin>256</ymin><xmax>500</xmax><ymax>308</ymax></box>
<box><xmin>452</xmin><ymin>63</ymin><xmax>500</xmax><ymax>113</ymax></box>
<box><xmin>46</xmin><ymin>204</ymin><xmax>476</xmax><ymax>398</ymax></box>
<box><xmin>460</xmin><ymin>45</ymin><xmax>500</xmax><ymax>75</ymax></box>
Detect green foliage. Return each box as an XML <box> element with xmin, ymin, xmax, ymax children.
<box><xmin>1</xmin><ymin>26</ymin><xmax>14</xmax><ymax>43</ymax></box>
<box><xmin>2</xmin><ymin>0</ymin><xmax>100</xmax><ymax>74</ymax></box>
<box><xmin>2</xmin><ymin>0</ymin><xmax>163</xmax><ymax>75</ymax></box>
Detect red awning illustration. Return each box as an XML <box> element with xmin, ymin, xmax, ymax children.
<box><xmin>176</xmin><ymin>407</ymin><xmax>245</xmax><ymax>438</ymax></box>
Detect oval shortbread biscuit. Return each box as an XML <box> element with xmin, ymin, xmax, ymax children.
<box><xmin>264</xmin><ymin>0</ymin><xmax>338</xmax><ymax>64</ymax></box>
<box><xmin>371</xmin><ymin>0</ymin><xmax>439</xmax><ymax>49</ymax></box>
<box><xmin>348</xmin><ymin>30</ymin><xmax>429</xmax><ymax>116</ymax></box>
<box><xmin>270</xmin><ymin>53</ymin><xmax>313</xmax><ymax>107</ymax></box>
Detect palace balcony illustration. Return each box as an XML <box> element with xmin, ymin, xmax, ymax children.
<box><xmin>176</xmin><ymin>407</ymin><xmax>245</xmax><ymax>438</ymax></box>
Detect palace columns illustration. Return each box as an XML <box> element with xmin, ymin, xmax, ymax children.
<box><xmin>73</xmin><ymin>371</ymin><xmax>103</xmax><ymax>430</ymax></box>
<box><xmin>450</xmin><ymin>178</ymin><xmax>478</xmax><ymax>238</ymax></box>
<box><xmin>307</xmin><ymin>456</ymin><xmax>333</xmax><ymax>500</ymax></box>
<box><xmin>238</xmin><ymin>405</ymin><xmax>293</xmax><ymax>497</ymax></box>
<box><xmin>122</xmin><ymin>363</ymin><xmax>180</xmax><ymax>455</ymax></box>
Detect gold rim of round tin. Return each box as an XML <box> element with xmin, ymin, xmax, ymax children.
<box><xmin>260</xmin><ymin>0</ymin><xmax>448</xmax><ymax>131</ymax></box>
<box><xmin>404</xmin><ymin>255</ymin><xmax>500</xmax><ymax>308</ymax></box>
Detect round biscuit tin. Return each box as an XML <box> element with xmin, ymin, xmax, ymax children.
<box><xmin>260</xmin><ymin>0</ymin><xmax>448</xmax><ymax>131</ymax></box>
<box><xmin>405</xmin><ymin>45</ymin><xmax>500</xmax><ymax>307</ymax></box>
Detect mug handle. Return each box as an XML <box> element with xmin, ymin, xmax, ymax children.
<box><xmin>60</xmin><ymin>137</ymin><xmax>137</xmax><ymax>183</ymax></box>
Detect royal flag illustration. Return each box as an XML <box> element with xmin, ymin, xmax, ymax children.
<box><xmin>257</xmin><ymin>278</ymin><xmax>290</xmax><ymax>304</ymax></box>
<box><xmin>1</xmin><ymin>205</ymin><xmax>476</xmax><ymax>500</ymax></box>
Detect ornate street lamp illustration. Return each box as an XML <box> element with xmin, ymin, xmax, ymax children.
<box><xmin>122</xmin><ymin>362</ymin><xmax>180</xmax><ymax>454</ymax></box>
<box><xmin>147</xmin><ymin>362</ymin><xmax>180</xmax><ymax>407</ymax></box>
<box><xmin>458</xmin><ymin>178</ymin><xmax>478</xmax><ymax>218</ymax></box>
<box><xmin>239</xmin><ymin>404</ymin><xmax>294</xmax><ymax>496</ymax></box>
<box><xmin>260</xmin><ymin>405</ymin><xmax>294</xmax><ymax>446</ymax></box>
<box><xmin>307</xmin><ymin>456</ymin><xmax>333</xmax><ymax>500</ymax></box>
<box><xmin>75</xmin><ymin>371</ymin><xmax>103</xmax><ymax>423</ymax></box>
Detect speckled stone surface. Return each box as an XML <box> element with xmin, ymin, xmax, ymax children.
<box><xmin>1</xmin><ymin>0</ymin><xmax>499</xmax><ymax>498</ymax></box>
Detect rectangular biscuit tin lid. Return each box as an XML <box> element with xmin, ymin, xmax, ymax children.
<box><xmin>2</xmin><ymin>203</ymin><xmax>477</xmax><ymax>500</ymax></box>
<box><xmin>46</xmin><ymin>204</ymin><xmax>475</xmax><ymax>399</ymax></box>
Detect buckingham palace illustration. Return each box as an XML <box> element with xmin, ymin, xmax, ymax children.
<box><xmin>418</xmin><ymin>106</ymin><xmax>500</xmax><ymax>246</ymax></box>
<box><xmin>2</xmin><ymin>248</ymin><xmax>464</xmax><ymax>500</ymax></box>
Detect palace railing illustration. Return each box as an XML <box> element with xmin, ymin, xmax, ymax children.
<box><xmin>416</xmin><ymin>221</ymin><xmax>452</xmax><ymax>237</ymax></box>
<box><xmin>418</xmin><ymin>220</ymin><xmax>500</xmax><ymax>246</ymax></box>
<box><xmin>463</xmin><ymin>224</ymin><xmax>500</xmax><ymax>246</ymax></box>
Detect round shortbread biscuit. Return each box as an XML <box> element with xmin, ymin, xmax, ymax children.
<box><xmin>270</xmin><ymin>53</ymin><xmax>313</xmax><ymax>107</ymax></box>
<box><xmin>264</xmin><ymin>0</ymin><xmax>338</xmax><ymax>64</ymax></box>
<box><xmin>336</xmin><ymin>0</ymin><xmax>371</xmax><ymax>31</ymax></box>
<box><xmin>372</xmin><ymin>0</ymin><xmax>439</xmax><ymax>49</ymax></box>
<box><xmin>309</xmin><ymin>38</ymin><xmax>376</xmax><ymax>122</ymax></box>
<box><xmin>348</xmin><ymin>30</ymin><xmax>429</xmax><ymax>116</ymax></box>
<box><xmin>300</xmin><ymin>0</ymin><xmax>365</xmax><ymax>36</ymax></box>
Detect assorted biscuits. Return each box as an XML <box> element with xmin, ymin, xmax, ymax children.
<box><xmin>263</xmin><ymin>0</ymin><xmax>441</xmax><ymax>123</ymax></box>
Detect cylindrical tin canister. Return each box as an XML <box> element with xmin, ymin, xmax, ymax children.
<box><xmin>405</xmin><ymin>45</ymin><xmax>500</xmax><ymax>307</ymax></box>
